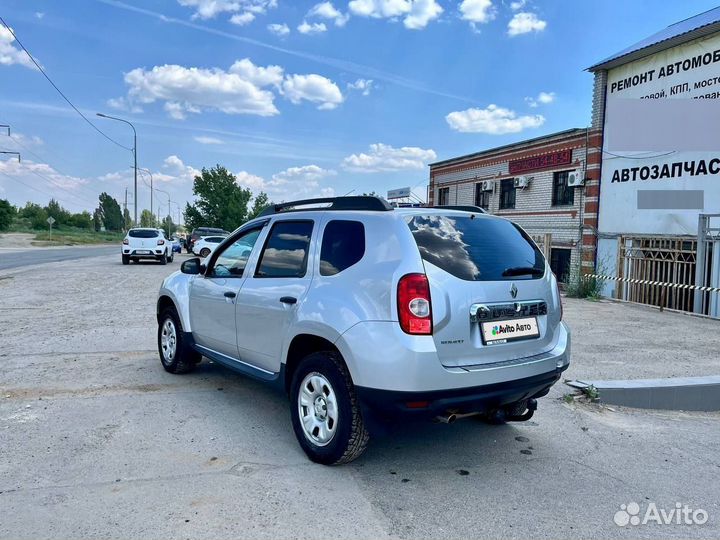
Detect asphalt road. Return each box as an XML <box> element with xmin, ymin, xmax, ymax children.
<box><xmin>1</xmin><ymin>253</ymin><xmax>718</xmax><ymax>539</ymax></box>
<box><xmin>0</xmin><ymin>245</ymin><xmax>117</xmax><ymax>270</ymax></box>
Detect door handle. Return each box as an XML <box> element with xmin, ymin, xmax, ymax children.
<box><xmin>224</xmin><ymin>291</ymin><xmax>237</xmax><ymax>299</ymax></box>
<box><xmin>279</xmin><ymin>296</ymin><xmax>297</xmax><ymax>305</ymax></box>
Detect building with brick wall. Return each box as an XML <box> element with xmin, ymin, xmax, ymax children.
<box><xmin>428</xmin><ymin>128</ymin><xmax>603</xmax><ymax>282</ymax></box>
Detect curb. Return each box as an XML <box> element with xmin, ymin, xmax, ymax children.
<box><xmin>566</xmin><ymin>376</ymin><xmax>720</xmax><ymax>411</ymax></box>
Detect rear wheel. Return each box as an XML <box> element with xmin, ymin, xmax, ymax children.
<box><xmin>290</xmin><ymin>351</ymin><xmax>369</xmax><ymax>465</ymax></box>
<box><xmin>121</xmin><ymin>255</ymin><xmax>129</xmax><ymax>265</ymax></box>
<box><xmin>200</xmin><ymin>248</ymin><xmax>211</xmax><ymax>258</ymax></box>
<box><xmin>158</xmin><ymin>307</ymin><xmax>199</xmax><ymax>374</ymax></box>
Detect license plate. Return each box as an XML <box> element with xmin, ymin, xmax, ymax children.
<box><xmin>481</xmin><ymin>317</ymin><xmax>539</xmax><ymax>345</ymax></box>
<box><xmin>137</xmin><ymin>250</ymin><xmax>151</xmax><ymax>254</ymax></box>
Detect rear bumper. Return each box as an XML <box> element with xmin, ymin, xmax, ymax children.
<box><xmin>356</xmin><ymin>366</ymin><xmax>567</xmax><ymax>419</ymax></box>
<box><xmin>123</xmin><ymin>248</ymin><xmax>165</xmax><ymax>259</ymax></box>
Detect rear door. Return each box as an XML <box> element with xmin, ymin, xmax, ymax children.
<box><xmin>235</xmin><ymin>219</ymin><xmax>315</xmax><ymax>373</ymax></box>
<box><xmin>406</xmin><ymin>213</ymin><xmax>561</xmax><ymax>368</ymax></box>
<box><xmin>128</xmin><ymin>229</ymin><xmax>158</xmax><ymax>253</ymax></box>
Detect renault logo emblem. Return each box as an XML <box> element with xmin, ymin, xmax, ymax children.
<box><xmin>510</xmin><ymin>283</ymin><xmax>518</xmax><ymax>298</ymax></box>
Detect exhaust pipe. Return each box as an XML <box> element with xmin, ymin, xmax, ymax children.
<box><xmin>436</xmin><ymin>412</ymin><xmax>457</xmax><ymax>424</ymax></box>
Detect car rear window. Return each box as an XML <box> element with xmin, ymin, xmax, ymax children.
<box><xmin>320</xmin><ymin>220</ymin><xmax>365</xmax><ymax>276</ymax></box>
<box><xmin>406</xmin><ymin>214</ymin><xmax>545</xmax><ymax>281</ymax></box>
<box><xmin>128</xmin><ymin>230</ymin><xmax>159</xmax><ymax>238</ymax></box>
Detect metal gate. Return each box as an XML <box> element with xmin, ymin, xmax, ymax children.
<box><xmin>616</xmin><ymin>236</ymin><xmax>698</xmax><ymax>312</ymax></box>
<box><xmin>694</xmin><ymin>214</ymin><xmax>720</xmax><ymax>318</ymax></box>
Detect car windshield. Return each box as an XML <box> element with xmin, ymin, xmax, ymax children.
<box><xmin>406</xmin><ymin>214</ymin><xmax>545</xmax><ymax>281</ymax></box>
<box><xmin>128</xmin><ymin>230</ymin><xmax>159</xmax><ymax>239</ymax></box>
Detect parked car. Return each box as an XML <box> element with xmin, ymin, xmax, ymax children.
<box><xmin>170</xmin><ymin>236</ymin><xmax>183</xmax><ymax>253</ymax></box>
<box><xmin>122</xmin><ymin>228</ymin><xmax>173</xmax><ymax>265</ymax></box>
<box><xmin>187</xmin><ymin>227</ymin><xmax>229</xmax><ymax>253</ymax></box>
<box><xmin>156</xmin><ymin>196</ymin><xmax>569</xmax><ymax>464</ymax></box>
<box><xmin>192</xmin><ymin>235</ymin><xmax>227</xmax><ymax>258</ymax></box>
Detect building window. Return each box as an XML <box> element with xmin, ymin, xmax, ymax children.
<box><xmin>550</xmin><ymin>248</ymin><xmax>572</xmax><ymax>283</ymax></box>
<box><xmin>499</xmin><ymin>179</ymin><xmax>516</xmax><ymax>210</ymax></box>
<box><xmin>474</xmin><ymin>183</ymin><xmax>490</xmax><ymax>210</ymax></box>
<box><xmin>437</xmin><ymin>187</ymin><xmax>449</xmax><ymax>206</ymax></box>
<box><xmin>552</xmin><ymin>171</ymin><xmax>575</xmax><ymax>206</ymax></box>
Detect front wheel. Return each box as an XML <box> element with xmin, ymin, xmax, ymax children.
<box><xmin>159</xmin><ymin>253</ymin><xmax>167</xmax><ymax>265</ymax></box>
<box><xmin>200</xmin><ymin>248</ymin><xmax>211</xmax><ymax>258</ymax></box>
<box><xmin>158</xmin><ymin>307</ymin><xmax>199</xmax><ymax>373</ymax></box>
<box><xmin>121</xmin><ymin>255</ymin><xmax>129</xmax><ymax>265</ymax></box>
<box><xmin>290</xmin><ymin>351</ymin><xmax>369</xmax><ymax>465</ymax></box>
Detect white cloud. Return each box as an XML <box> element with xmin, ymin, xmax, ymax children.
<box><xmin>120</xmin><ymin>60</ymin><xmax>281</xmax><ymax>118</ymax></box>
<box><xmin>308</xmin><ymin>2</ymin><xmax>350</xmax><ymax>26</ymax></box>
<box><xmin>106</xmin><ymin>96</ymin><xmax>143</xmax><ymax>113</ymax></box>
<box><xmin>161</xmin><ymin>155</ymin><xmax>200</xmax><ymax>181</ymax></box>
<box><xmin>297</xmin><ymin>20</ymin><xmax>327</xmax><ymax>34</ymax></box>
<box><xmin>347</xmin><ymin>78</ymin><xmax>374</xmax><ymax>96</ymax></box>
<box><xmin>235</xmin><ymin>170</ymin><xmax>266</xmax><ymax>190</ymax></box>
<box><xmin>509</xmin><ymin>0</ymin><xmax>526</xmax><ymax>10</ymax></box>
<box><xmin>445</xmin><ymin>104</ymin><xmax>545</xmax><ymax>134</ymax></box>
<box><xmin>525</xmin><ymin>91</ymin><xmax>555</xmax><ymax>108</ymax></box>
<box><xmin>348</xmin><ymin>0</ymin><xmax>442</xmax><ymax>29</ymax></box>
<box><xmin>230</xmin><ymin>12</ymin><xmax>255</xmax><ymax>25</ymax></box>
<box><xmin>267</xmin><ymin>22</ymin><xmax>290</xmax><ymax>36</ymax></box>
<box><xmin>0</xmin><ymin>26</ymin><xmax>35</xmax><ymax>69</ymax></box>
<box><xmin>194</xmin><ymin>135</ymin><xmax>224</xmax><ymax>144</ymax></box>
<box><xmin>8</xmin><ymin>132</ymin><xmax>44</xmax><ymax>147</ymax></box>
<box><xmin>507</xmin><ymin>12</ymin><xmax>546</xmax><ymax>36</ymax></box>
<box><xmin>0</xmin><ymin>158</ymin><xmax>88</xmax><ymax>191</ymax></box>
<box><xmin>281</xmin><ymin>74</ymin><xmax>343</xmax><ymax>110</ymax></box>
<box><xmin>458</xmin><ymin>0</ymin><xmax>495</xmax><ymax>24</ymax></box>
<box><xmin>177</xmin><ymin>0</ymin><xmax>276</xmax><ymax>20</ymax></box>
<box><xmin>264</xmin><ymin>165</ymin><xmax>336</xmax><ymax>200</ymax></box>
<box><xmin>342</xmin><ymin>143</ymin><xmax>437</xmax><ymax>173</ymax></box>
<box><xmin>34</xmin><ymin>12</ymin><xmax>45</xmax><ymax>19</ymax></box>
<box><xmin>229</xmin><ymin>57</ymin><xmax>284</xmax><ymax>87</ymax></box>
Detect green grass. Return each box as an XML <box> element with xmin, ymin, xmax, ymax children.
<box><xmin>31</xmin><ymin>228</ymin><xmax>124</xmax><ymax>245</ymax></box>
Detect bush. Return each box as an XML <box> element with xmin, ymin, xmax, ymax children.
<box><xmin>0</xmin><ymin>199</ymin><xmax>16</xmax><ymax>231</ymax></box>
<box><xmin>565</xmin><ymin>257</ymin><xmax>609</xmax><ymax>299</ymax></box>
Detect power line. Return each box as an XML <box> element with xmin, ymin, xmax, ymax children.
<box><xmin>0</xmin><ymin>16</ymin><xmax>133</xmax><ymax>152</ymax></box>
<box><xmin>0</xmin><ymin>170</ymin><xmax>58</xmax><ymax>199</ymax></box>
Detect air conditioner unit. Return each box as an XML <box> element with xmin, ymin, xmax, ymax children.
<box><xmin>567</xmin><ymin>170</ymin><xmax>585</xmax><ymax>187</ymax></box>
<box><xmin>514</xmin><ymin>176</ymin><xmax>530</xmax><ymax>189</ymax></box>
<box><xmin>481</xmin><ymin>180</ymin><xmax>494</xmax><ymax>192</ymax></box>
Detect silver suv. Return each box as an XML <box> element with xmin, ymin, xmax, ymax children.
<box><xmin>156</xmin><ymin>196</ymin><xmax>570</xmax><ymax>464</ymax></box>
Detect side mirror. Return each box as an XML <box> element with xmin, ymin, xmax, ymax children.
<box><xmin>181</xmin><ymin>257</ymin><xmax>204</xmax><ymax>275</ymax></box>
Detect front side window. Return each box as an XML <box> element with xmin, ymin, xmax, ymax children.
<box><xmin>320</xmin><ymin>220</ymin><xmax>365</xmax><ymax>276</ymax></box>
<box><xmin>437</xmin><ymin>187</ymin><xmax>449</xmax><ymax>206</ymax></box>
<box><xmin>255</xmin><ymin>221</ymin><xmax>313</xmax><ymax>278</ymax></box>
<box><xmin>407</xmin><ymin>215</ymin><xmax>544</xmax><ymax>281</ymax></box>
<box><xmin>499</xmin><ymin>179</ymin><xmax>516</xmax><ymax>210</ymax></box>
<box><xmin>210</xmin><ymin>228</ymin><xmax>262</xmax><ymax>278</ymax></box>
<box><xmin>552</xmin><ymin>171</ymin><xmax>575</xmax><ymax>206</ymax></box>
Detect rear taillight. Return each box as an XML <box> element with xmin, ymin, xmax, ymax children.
<box><xmin>157</xmin><ymin>239</ymin><xmax>165</xmax><ymax>245</ymax></box>
<box><xmin>397</xmin><ymin>273</ymin><xmax>432</xmax><ymax>335</ymax></box>
<box><xmin>122</xmin><ymin>239</ymin><xmax>128</xmax><ymax>245</ymax></box>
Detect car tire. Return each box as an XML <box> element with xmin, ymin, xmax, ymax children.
<box><xmin>290</xmin><ymin>351</ymin><xmax>369</xmax><ymax>465</ymax></box>
<box><xmin>122</xmin><ymin>255</ymin><xmax>129</xmax><ymax>265</ymax></box>
<box><xmin>159</xmin><ymin>253</ymin><xmax>167</xmax><ymax>265</ymax></box>
<box><xmin>158</xmin><ymin>306</ymin><xmax>200</xmax><ymax>374</ymax></box>
<box><xmin>200</xmin><ymin>248</ymin><xmax>211</xmax><ymax>258</ymax></box>
<box><xmin>168</xmin><ymin>252</ymin><xmax>174</xmax><ymax>263</ymax></box>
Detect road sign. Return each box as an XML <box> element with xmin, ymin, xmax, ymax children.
<box><xmin>387</xmin><ymin>187</ymin><xmax>411</xmax><ymax>200</ymax></box>
<box><xmin>47</xmin><ymin>217</ymin><xmax>56</xmax><ymax>225</ymax></box>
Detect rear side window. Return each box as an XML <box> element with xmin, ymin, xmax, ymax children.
<box><xmin>255</xmin><ymin>221</ymin><xmax>313</xmax><ymax>278</ymax></box>
<box><xmin>320</xmin><ymin>220</ymin><xmax>365</xmax><ymax>276</ymax></box>
<box><xmin>128</xmin><ymin>230</ymin><xmax>158</xmax><ymax>238</ymax></box>
<box><xmin>406</xmin><ymin>215</ymin><xmax>544</xmax><ymax>281</ymax></box>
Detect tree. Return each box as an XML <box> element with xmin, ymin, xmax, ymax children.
<box><xmin>92</xmin><ymin>208</ymin><xmax>103</xmax><ymax>232</ymax></box>
<box><xmin>18</xmin><ymin>202</ymin><xmax>48</xmax><ymax>229</ymax></box>
<box><xmin>248</xmin><ymin>191</ymin><xmax>271</xmax><ymax>220</ymax></box>
<box><xmin>184</xmin><ymin>165</ymin><xmax>253</xmax><ymax>231</ymax></box>
<box><xmin>68</xmin><ymin>211</ymin><xmax>92</xmax><ymax>229</ymax></box>
<box><xmin>0</xmin><ymin>199</ymin><xmax>16</xmax><ymax>231</ymax></box>
<box><xmin>123</xmin><ymin>207</ymin><xmax>133</xmax><ymax>230</ymax></box>
<box><xmin>98</xmin><ymin>192</ymin><xmax>123</xmax><ymax>232</ymax></box>
<box><xmin>140</xmin><ymin>209</ymin><xmax>157</xmax><ymax>228</ymax></box>
<box><xmin>162</xmin><ymin>215</ymin><xmax>177</xmax><ymax>236</ymax></box>
<box><xmin>45</xmin><ymin>199</ymin><xmax>71</xmax><ymax>227</ymax></box>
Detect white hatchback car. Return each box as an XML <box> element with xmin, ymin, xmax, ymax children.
<box><xmin>122</xmin><ymin>228</ymin><xmax>173</xmax><ymax>265</ymax></box>
<box><xmin>192</xmin><ymin>235</ymin><xmax>226</xmax><ymax>258</ymax></box>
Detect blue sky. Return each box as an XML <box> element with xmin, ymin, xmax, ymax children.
<box><xmin>1</xmin><ymin>0</ymin><xmax>717</xmax><ymax>217</ymax></box>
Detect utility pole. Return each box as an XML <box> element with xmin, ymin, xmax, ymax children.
<box><xmin>96</xmin><ymin>113</ymin><xmax>137</xmax><ymax>224</ymax></box>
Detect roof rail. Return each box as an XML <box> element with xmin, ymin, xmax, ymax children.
<box><xmin>258</xmin><ymin>196</ymin><xmax>394</xmax><ymax>217</ymax></box>
<box><xmin>434</xmin><ymin>205</ymin><xmax>487</xmax><ymax>214</ymax></box>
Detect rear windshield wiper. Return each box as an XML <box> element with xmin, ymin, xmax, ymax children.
<box><xmin>502</xmin><ymin>266</ymin><xmax>544</xmax><ymax>277</ymax></box>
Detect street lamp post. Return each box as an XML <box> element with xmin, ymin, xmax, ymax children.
<box><xmin>137</xmin><ymin>167</ymin><xmax>154</xmax><ymax>217</ymax></box>
<box><xmin>96</xmin><ymin>113</ymin><xmax>137</xmax><ymax>225</ymax></box>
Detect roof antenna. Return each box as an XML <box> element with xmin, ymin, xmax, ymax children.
<box><xmin>342</xmin><ymin>189</ymin><xmax>356</xmax><ymax>196</ymax></box>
